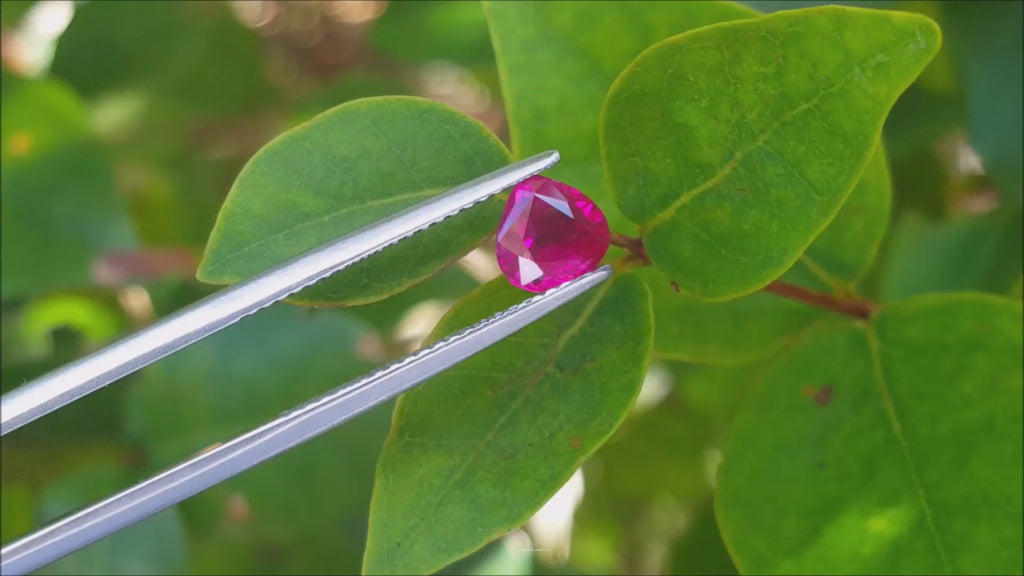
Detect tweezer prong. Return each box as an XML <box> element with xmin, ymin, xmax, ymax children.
<box><xmin>0</xmin><ymin>151</ymin><xmax>560</xmax><ymax>436</ymax></box>
<box><xmin>0</xmin><ymin>265</ymin><xmax>613</xmax><ymax>576</ymax></box>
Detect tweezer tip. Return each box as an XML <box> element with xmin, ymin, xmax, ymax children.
<box><xmin>520</xmin><ymin>150</ymin><xmax>560</xmax><ymax>173</ymax></box>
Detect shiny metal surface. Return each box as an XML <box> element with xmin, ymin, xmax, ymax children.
<box><xmin>0</xmin><ymin>151</ymin><xmax>560</xmax><ymax>435</ymax></box>
<box><xmin>0</xmin><ymin>266</ymin><xmax>612</xmax><ymax>576</ymax></box>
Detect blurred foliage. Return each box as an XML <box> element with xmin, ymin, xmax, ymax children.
<box><xmin>37</xmin><ymin>465</ymin><xmax>188</xmax><ymax>576</ymax></box>
<box><xmin>1</xmin><ymin>71</ymin><xmax>136</xmax><ymax>300</ymax></box>
<box><xmin>1</xmin><ymin>1</ymin><xmax>1020</xmax><ymax>575</ymax></box>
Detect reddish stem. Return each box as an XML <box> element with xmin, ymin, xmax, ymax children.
<box><xmin>763</xmin><ymin>280</ymin><xmax>877</xmax><ymax>320</ymax></box>
<box><xmin>609</xmin><ymin>233</ymin><xmax>651</xmax><ymax>265</ymax></box>
<box><xmin>92</xmin><ymin>249</ymin><xmax>198</xmax><ymax>287</ymax></box>
<box><xmin>612</xmin><ymin>233</ymin><xmax>878</xmax><ymax>320</ymax></box>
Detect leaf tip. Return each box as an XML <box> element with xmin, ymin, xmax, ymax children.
<box><xmin>903</xmin><ymin>9</ymin><xmax>943</xmax><ymax>59</ymax></box>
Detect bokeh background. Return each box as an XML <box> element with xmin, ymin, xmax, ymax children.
<box><xmin>1</xmin><ymin>1</ymin><xmax>1020</xmax><ymax>575</ymax></box>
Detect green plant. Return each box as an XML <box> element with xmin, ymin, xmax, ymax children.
<box><xmin>2</xmin><ymin>2</ymin><xmax>1020</xmax><ymax>575</ymax></box>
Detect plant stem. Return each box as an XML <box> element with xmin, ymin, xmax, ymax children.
<box><xmin>610</xmin><ymin>233</ymin><xmax>878</xmax><ymax>320</ymax></box>
<box><xmin>763</xmin><ymin>280</ymin><xmax>877</xmax><ymax>320</ymax></box>
<box><xmin>609</xmin><ymin>233</ymin><xmax>651</xmax><ymax>265</ymax></box>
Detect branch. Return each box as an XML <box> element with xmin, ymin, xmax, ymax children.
<box><xmin>608</xmin><ymin>234</ymin><xmax>878</xmax><ymax>319</ymax></box>
<box><xmin>763</xmin><ymin>280</ymin><xmax>877</xmax><ymax>320</ymax></box>
<box><xmin>609</xmin><ymin>233</ymin><xmax>651</xmax><ymax>265</ymax></box>
<box><xmin>92</xmin><ymin>249</ymin><xmax>198</xmax><ymax>287</ymax></box>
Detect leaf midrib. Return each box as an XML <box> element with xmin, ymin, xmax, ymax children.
<box><xmin>864</xmin><ymin>324</ymin><xmax>953</xmax><ymax>572</ymax></box>
<box><xmin>642</xmin><ymin>43</ymin><xmax>904</xmax><ymax>232</ymax></box>
<box><xmin>203</xmin><ymin>187</ymin><xmax>441</xmax><ymax>277</ymax></box>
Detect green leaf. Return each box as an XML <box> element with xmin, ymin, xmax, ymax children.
<box><xmin>645</xmin><ymin>145</ymin><xmax>891</xmax><ymax>364</ymax></box>
<box><xmin>642</xmin><ymin>267</ymin><xmax>822</xmax><ymax>364</ymax></box>
<box><xmin>942</xmin><ymin>1</ymin><xmax>1023</xmax><ymax>201</ymax></box>
<box><xmin>437</xmin><ymin>539</ymin><xmax>533</xmax><ymax>576</ymax></box>
<box><xmin>668</xmin><ymin>500</ymin><xmax>738</xmax><ymax>576</ymax></box>
<box><xmin>602</xmin><ymin>6</ymin><xmax>939</xmax><ymax>299</ymax></box>
<box><xmin>716</xmin><ymin>294</ymin><xmax>1023</xmax><ymax>574</ymax></box>
<box><xmin>126</xmin><ymin>304</ymin><xmax>390</xmax><ymax>574</ymax></box>
<box><xmin>365</xmin><ymin>274</ymin><xmax>653</xmax><ymax>574</ymax></box>
<box><xmin>36</xmin><ymin>465</ymin><xmax>188</xmax><ymax>575</ymax></box>
<box><xmin>1</xmin><ymin>73</ymin><xmax>136</xmax><ymax>300</ymax></box>
<box><xmin>881</xmin><ymin>207</ymin><xmax>1023</xmax><ymax>300</ymax></box>
<box><xmin>198</xmin><ymin>96</ymin><xmax>510</xmax><ymax>306</ymax></box>
<box><xmin>484</xmin><ymin>0</ymin><xmax>757</xmax><ymax>234</ymax></box>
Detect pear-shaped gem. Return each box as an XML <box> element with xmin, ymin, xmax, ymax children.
<box><xmin>495</xmin><ymin>175</ymin><xmax>610</xmax><ymax>292</ymax></box>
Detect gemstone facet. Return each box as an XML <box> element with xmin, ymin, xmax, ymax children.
<box><xmin>495</xmin><ymin>175</ymin><xmax>610</xmax><ymax>292</ymax></box>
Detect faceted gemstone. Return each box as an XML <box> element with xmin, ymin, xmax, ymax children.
<box><xmin>495</xmin><ymin>175</ymin><xmax>610</xmax><ymax>292</ymax></box>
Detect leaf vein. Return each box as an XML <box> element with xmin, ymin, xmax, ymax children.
<box><xmin>393</xmin><ymin>280</ymin><xmax>614</xmax><ymax>546</ymax></box>
<box><xmin>204</xmin><ymin>187</ymin><xmax>440</xmax><ymax>274</ymax></box>
<box><xmin>864</xmin><ymin>325</ymin><xmax>952</xmax><ymax>572</ymax></box>
<box><xmin>644</xmin><ymin>48</ymin><xmax>896</xmax><ymax>230</ymax></box>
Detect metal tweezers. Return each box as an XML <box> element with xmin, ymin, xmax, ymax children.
<box><xmin>0</xmin><ymin>150</ymin><xmax>612</xmax><ymax>575</ymax></box>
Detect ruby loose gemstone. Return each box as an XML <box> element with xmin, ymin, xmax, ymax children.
<box><xmin>495</xmin><ymin>175</ymin><xmax>610</xmax><ymax>292</ymax></box>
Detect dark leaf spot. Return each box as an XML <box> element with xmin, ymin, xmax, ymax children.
<box><xmin>801</xmin><ymin>384</ymin><xmax>834</xmax><ymax>406</ymax></box>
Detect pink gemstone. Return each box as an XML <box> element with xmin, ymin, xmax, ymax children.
<box><xmin>495</xmin><ymin>175</ymin><xmax>610</xmax><ymax>292</ymax></box>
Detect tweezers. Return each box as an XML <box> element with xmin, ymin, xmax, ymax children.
<box><xmin>0</xmin><ymin>150</ymin><xmax>614</xmax><ymax>575</ymax></box>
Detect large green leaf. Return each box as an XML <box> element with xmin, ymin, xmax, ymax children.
<box><xmin>1</xmin><ymin>73</ymin><xmax>136</xmax><ymax>300</ymax></box>
<box><xmin>198</xmin><ymin>96</ymin><xmax>510</xmax><ymax>306</ymax></box>
<box><xmin>646</xmin><ymin>145</ymin><xmax>890</xmax><ymax>364</ymax></box>
<box><xmin>126</xmin><ymin>305</ymin><xmax>390</xmax><ymax>574</ymax></box>
<box><xmin>602</xmin><ymin>6</ymin><xmax>939</xmax><ymax>300</ymax></box>
<box><xmin>364</xmin><ymin>274</ymin><xmax>652</xmax><ymax>574</ymax></box>
<box><xmin>716</xmin><ymin>294</ymin><xmax>1023</xmax><ymax>574</ymax></box>
<box><xmin>484</xmin><ymin>0</ymin><xmax>757</xmax><ymax>234</ymax></box>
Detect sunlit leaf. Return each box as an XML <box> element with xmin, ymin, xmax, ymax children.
<box><xmin>365</xmin><ymin>274</ymin><xmax>652</xmax><ymax>574</ymax></box>
<box><xmin>717</xmin><ymin>294</ymin><xmax>1023</xmax><ymax>574</ymax></box>
<box><xmin>602</xmin><ymin>6</ymin><xmax>939</xmax><ymax>299</ymax></box>
<box><xmin>198</xmin><ymin>96</ymin><xmax>510</xmax><ymax>306</ymax></box>
<box><xmin>484</xmin><ymin>0</ymin><xmax>757</xmax><ymax>234</ymax></box>
<box><xmin>645</xmin><ymin>145</ymin><xmax>890</xmax><ymax>364</ymax></box>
